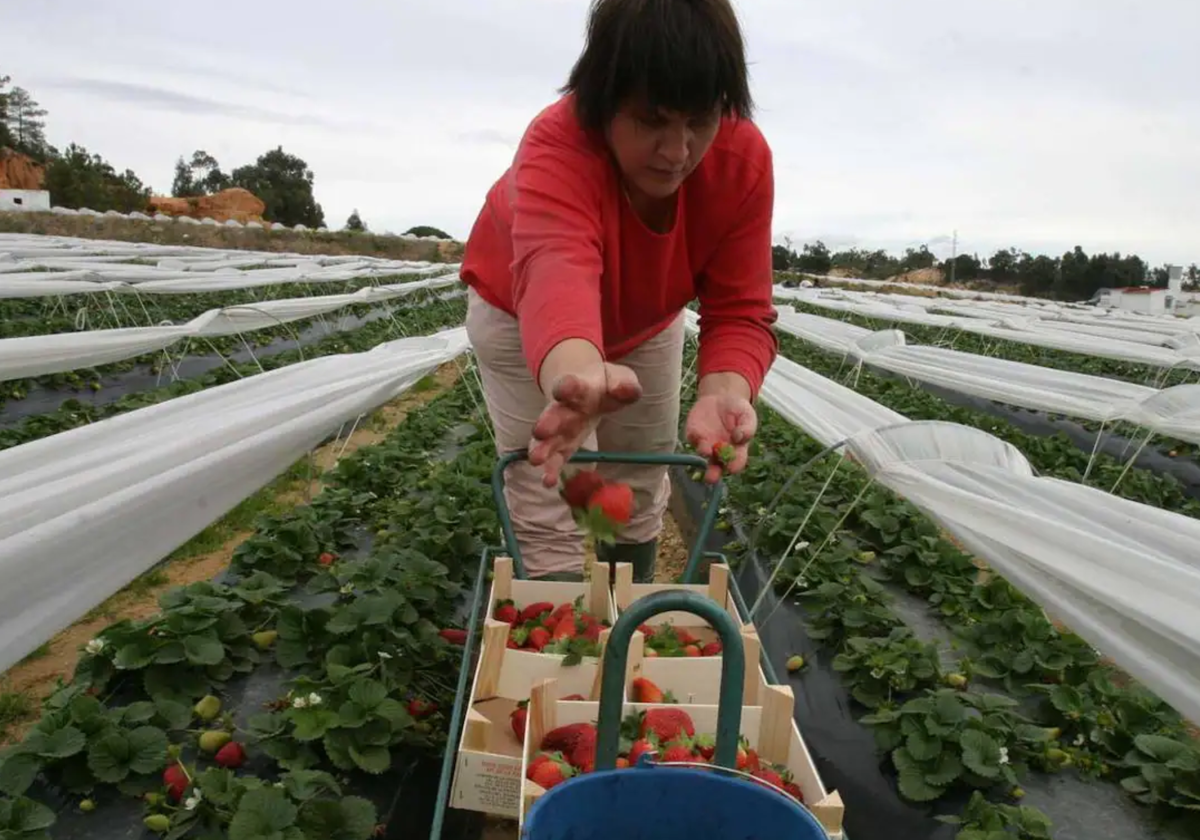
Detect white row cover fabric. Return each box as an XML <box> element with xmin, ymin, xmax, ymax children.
<box><xmin>776</xmin><ymin>286</ymin><xmax>1200</xmax><ymax>371</ymax></box>
<box><xmin>0</xmin><ymin>233</ymin><xmax>460</xmax><ymax>297</ymax></box>
<box><xmin>0</xmin><ymin>326</ymin><xmax>471</xmax><ymax>673</ymax></box>
<box><xmin>0</xmin><ymin>273</ymin><xmax>461</xmax><ymax>382</ymax></box>
<box><xmin>684</xmin><ymin>310</ymin><xmax>1200</xmax><ymax>726</ymax></box>
<box><xmin>774</xmin><ymin>306</ymin><xmax>1200</xmax><ymax>443</ymax></box>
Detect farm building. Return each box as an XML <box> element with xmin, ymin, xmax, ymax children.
<box><xmin>1094</xmin><ymin>286</ymin><xmax>1168</xmax><ymax>314</ymax></box>
<box><xmin>0</xmin><ymin>188</ymin><xmax>50</xmax><ymax>212</ymax></box>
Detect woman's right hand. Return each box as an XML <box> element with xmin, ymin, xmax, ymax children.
<box><xmin>529</xmin><ymin>361</ymin><xmax>642</xmax><ymax>487</ymax></box>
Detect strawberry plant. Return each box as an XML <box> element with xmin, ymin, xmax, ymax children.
<box><xmin>938</xmin><ymin>791</ymin><xmax>1053</xmax><ymax>840</ymax></box>
<box><xmin>831</xmin><ymin>628</ymin><xmax>941</xmax><ymax>708</ymax></box>
<box><xmin>0</xmin><ymin>795</ymin><xmax>56</xmax><ymax>839</ymax></box>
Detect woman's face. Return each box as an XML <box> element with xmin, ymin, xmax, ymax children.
<box><xmin>607</xmin><ymin>101</ymin><xmax>721</xmax><ymax>200</ymax></box>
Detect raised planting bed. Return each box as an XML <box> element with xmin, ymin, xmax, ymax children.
<box><xmin>0</xmin><ymin>374</ymin><xmax>503</xmax><ymax>839</ymax></box>
<box><xmin>665</xmin><ymin>375</ymin><xmax>1200</xmax><ymax>840</ymax></box>
<box><xmin>0</xmin><ymin>294</ymin><xmax>468</xmax><ymax>451</ymax></box>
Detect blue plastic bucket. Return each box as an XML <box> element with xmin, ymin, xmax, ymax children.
<box><xmin>520</xmin><ymin>764</ymin><xmax>828</xmax><ymax>840</ymax></box>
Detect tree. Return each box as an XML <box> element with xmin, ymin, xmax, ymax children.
<box><xmin>171</xmin><ymin>150</ymin><xmax>229</xmax><ymax>196</ymax></box>
<box><xmin>42</xmin><ymin>143</ymin><xmax>151</xmax><ymax>213</ymax></box>
<box><xmin>899</xmin><ymin>246</ymin><xmax>936</xmax><ymax>273</ymax></box>
<box><xmin>229</xmin><ymin>147</ymin><xmax>324</xmax><ymax>228</ymax></box>
<box><xmin>345</xmin><ymin>209</ymin><xmax>366</xmax><ymax>232</ymax></box>
<box><xmin>404</xmin><ymin>225</ymin><xmax>451</xmax><ymax>239</ymax></box>
<box><xmin>771</xmin><ymin>243</ymin><xmax>795</xmax><ymax>271</ymax></box>
<box><xmin>0</xmin><ymin>75</ymin><xmax>12</xmax><ymax>149</ymax></box>
<box><xmin>4</xmin><ymin>86</ymin><xmax>49</xmax><ymax>159</ymax></box>
<box><xmin>795</xmin><ymin>241</ymin><xmax>833</xmax><ymax>274</ymax></box>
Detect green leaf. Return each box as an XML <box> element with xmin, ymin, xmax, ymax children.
<box><xmin>121</xmin><ymin>701</ymin><xmax>157</xmax><ymax>725</ymax></box>
<box><xmin>347</xmin><ymin>681</ymin><xmax>387</xmax><ymax>711</ymax></box>
<box><xmin>87</xmin><ymin>732</ymin><xmax>135</xmax><ymax>783</ymax></box>
<box><xmin>959</xmin><ymin>730</ymin><xmax>1003</xmax><ymax>779</ymax></box>
<box><xmin>924</xmin><ymin>751</ymin><xmax>963</xmax><ymax>787</ymax></box>
<box><xmin>127</xmin><ymin>726</ymin><xmax>169</xmax><ymax>774</ymax></box>
<box><xmin>905</xmin><ymin>730</ymin><xmax>942</xmax><ymax>762</ymax></box>
<box><xmin>184</xmin><ymin>633</ymin><xmax>225</xmax><ymax>666</ymax></box>
<box><xmin>35</xmin><ymin>726</ymin><xmax>86</xmax><ymax>759</ymax></box>
<box><xmin>1133</xmin><ymin>733</ymin><xmax>1192</xmax><ymax>763</ymax></box>
<box><xmin>897</xmin><ymin>767</ymin><xmax>945</xmax><ymax>802</ymax></box>
<box><xmin>290</xmin><ymin>709</ymin><xmax>339</xmax><ymax>742</ymax></box>
<box><xmin>1</xmin><ymin>795</ymin><xmax>57</xmax><ymax>832</ymax></box>
<box><xmin>281</xmin><ymin>769</ymin><xmax>342</xmax><ymax>800</ymax></box>
<box><xmin>154</xmin><ymin>698</ymin><xmax>192</xmax><ymax>731</ymax></box>
<box><xmin>0</xmin><ymin>753</ymin><xmax>42</xmax><ymax>796</ymax></box>
<box><xmin>349</xmin><ymin>744</ymin><xmax>390</xmax><ymax>774</ymax></box>
<box><xmin>153</xmin><ymin>642</ymin><xmax>187</xmax><ymax>665</ymax></box>
<box><xmin>296</xmin><ymin>796</ymin><xmax>378</xmax><ymax>840</ymax></box>
<box><xmin>228</xmin><ymin>787</ymin><xmax>299</xmax><ymax>840</ymax></box>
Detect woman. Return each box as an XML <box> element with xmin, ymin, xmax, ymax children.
<box><xmin>461</xmin><ymin>0</ymin><xmax>778</xmax><ymax>583</ymax></box>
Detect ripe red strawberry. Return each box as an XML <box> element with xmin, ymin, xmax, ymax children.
<box><xmin>674</xmin><ymin>628</ymin><xmax>699</xmax><ymax>646</ymax></box>
<box><xmin>438</xmin><ymin>628</ymin><xmax>467</xmax><ymax>645</ymax></box>
<box><xmin>493</xmin><ymin>599</ymin><xmax>519</xmax><ymax>624</ymax></box>
<box><xmin>519</xmin><ymin>602</ymin><xmax>555</xmax><ymax>624</ymax></box>
<box><xmin>660</xmin><ymin>742</ymin><xmax>696</xmax><ymax>763</ymax></box>
<box><xmin>710</xmin><ymin>441</ymin><xmax>736</xmax><ymax>467</ymax></box>
<box><xmin>163</xmin><ymin>764</ymin><xmax>188</xmax><ymax>802</ymax></box>
<box><xmin>582</xmin><ymin>622</ymin><xmax>602</xmax><ymax>642</ymax></box>
<box><xmin>744</xmin><ymin>747</ymin><xmax>761</xmax><ymax>771</ymax></box>
<box><xmin>638</xmin><ymin>624</ymin><xmax>655</xmax><ymax>637</ymax></box>
<box><xmin>627</xmin><ymin>738</ymin><xmax>655</xmax><ymax>767</ymax></box>
<box><xmin>527</xmin><ymin>627</ymin><xmax>551</xmax><ymax>651</ymax></box>
<box><xmin>588</xmin><ymin>483</ymin><xmax>633</xmax><ymax>525</ymax></box>
<box><xmin>527</xmin><ymin>752</ymin><xmax>574</xmax><ymax>790</ymax></box>
<box><xmin>639</xmin><ymin>708</ymin><xmax>694</xmax><ymax>743</ymax></box>
<box><xmin>507</xmin><ymin>638</ymin><xmax>521</xmax><ymax>649</ymax></box>
<box><xmin>693</xmin><ymin>734</ymin><xmax>716</xmax><ymax>760</ymax></box>
<box><xmin>408</xmin><ymin>698</ymin><xmax>437</xmax><ymax>718</ymax></box>
<box><xmin>562</xmin><ymin>694</ymin><xmax>587</xmax><ymax>701</ymax></box>
<box><xmin>318</xmin><ymin>551</ymin><xmax>336</xmax><ymax>566</ymax></box>
<box><xmin>700</xmin><ymin>641</ymin><xmax>722</xmax><ymax>656</ymax></box>
<box><xmin>784</xmin><ymin>780</ymin><xmax>805</xmax><ymax>802</ymax></box>
<box><xmin>631</xmin><ymin>677</ymin><xmax>668</xmax><ymax>704</ymax></box>
<box><xmin>752</xmin><ymin>767</ymin><xmax>785</xmax><ymax>790</ymax></box>
<box><xmin>511</xmin><ymin>701</ymin><xmax>528</xmax><ymax>743</ymax></box>
<box><xmin>214</xmin><ymin>741</ymin><xmax>246</xmax><ymax>769</ymax></box>
<box><xmin>683</xmin><ymin>644</ymin><xmax>701</xmax><ymax>657</ymax></box>
<box><xmin>561</xmin><ymin>469</ymin><xmax>606</xmax><ymax>509</ymax></box>
<box><xmin>551</xmin><ymin>614</ymin><xmax>578</xmax><ymax>640</ymax></box>
<box><xmin>541</xmin><ymin>723</ymin><xmax>597</xmax><ymax>769</ymax></box>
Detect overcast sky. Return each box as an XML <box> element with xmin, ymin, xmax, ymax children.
<box><xmin>7</xmin><ymin>0</ymin><xmax>1198</xmax><ymax>265</ymax></box>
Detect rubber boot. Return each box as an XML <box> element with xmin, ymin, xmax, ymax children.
<box><xmin>597</xmin><ymin>540</ymin><xmax>658</xmax><ymax>584</ymax></box>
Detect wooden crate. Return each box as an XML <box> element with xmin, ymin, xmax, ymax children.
<box><xmin>448</xmin><ymin>558</ymin><xmax>618</xmax><ymax>818</ymax></box>
<box><xmin>518</xmin><ymin>677</ymin><xmax>845</xmax><ymax>837</ymax></box>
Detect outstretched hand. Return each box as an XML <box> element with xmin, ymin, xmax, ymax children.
<box><xmin>529</xmin><ymin>362</ymin><xmax>642</xmax><ymax>486</ymax></box>
<box><xmin>685</xmin><ymin>392</ymin><xmax>758</xmax><ymax>484</ymax></box>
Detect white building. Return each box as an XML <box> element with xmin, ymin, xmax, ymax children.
<box><xmin>0</xmin><ymin>189</ymin><xmax>51</xmax><ymax>212</ymax></box>
<box><xmin>1095</xmin><ymin>287</ymin><xmax>1168</xmax><ymax>315</ymax></box>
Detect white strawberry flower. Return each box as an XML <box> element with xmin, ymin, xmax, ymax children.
<box><xmin>184</xmin><ymin>790</ymin><xmax>202</xmax><ymax>810</ymax></box>
<box><xmin>378</xmin><ymin>651</ymin><xmax>393</xmax><ymax>660</ymax></box>
<box><xmin>339</xmin><ymin>583</ymin><xmax>354</xmax><ymax>595</ymax></box>
<box><xmin>307</xmin><ymin>692</ymin><xmax>322</xmax><ymax>706</ymax></box>
<box><xmin>292</xmin><ymin>696</ymin><xmax>308</xmax><ymax>709</ymax></box>
<box><xmin>85</xmin><ymin>638</ymin><xmax>105</xmax><ymax>655</ymax></box>
<box><xmin>998</xmin><ymin>747</ymin><xmax>1010</xmax><ymax>765</ymax></box>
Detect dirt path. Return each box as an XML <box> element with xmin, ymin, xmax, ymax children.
<box><xmin>0</xmin><ymin>363</ymin><xmax>462</xmax><ymax>744</ymax></box>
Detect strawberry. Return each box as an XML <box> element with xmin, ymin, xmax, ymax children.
<box><xmin>214</xmin><ymin>741</ymin><xmax>246</xmax><ymax>769</ymax></box>
<box><xmin>511</xmin><ymin>701</ymin><xmax>528</xmax><ymax>743</ymax></box>
<box><xmin>163</xmin><ymin>764</ymin><xmax>188</xmax><ymax>802</ymax></box>
<box><xmin>631</xmin><ymin>677</ymin><xmax>668</xmax><ymax>704</ymax></box>
<box><xmin>784</xmin><ymin>781</ymin><xmax>805</xmax><ymax>802</ymax></box>
<box><xmin>507</xmin><ymin>639</ymin><xmax>521</xmax><ymax>649</ymax></box>
<box><xmin>659</xmin><ymin>742</ymin><xmax>696</xmax><ymax>763</ymax></box>
<box><xmin>744</xmin><ymin>747</ymin><xmax>761</xmax><ymax>771</ymax></box>
<box><xmin>561</xmin><ymin>469</ymin><xmax>605</xmax><ymax>509</ymax></box>
<box><xmin>526</xmin><ymin>627</ymin><xmax>551</xmax><ymax>651</ymax></box>
<box><xmin>700</xmin><ymin>641</ymin><xmax>722</xmax><ymax>656</ymax></box>
<box><xmin>638</xmin><ymin>624</ymin><xmax>655</xmax><ymax>637</ymax></box>
<box><xmin>693</xmin><ymin>734</ymin><xmax>716</xmax><ymax>760</ymax></box>
<box><xmin>588</xmin><ymin>483</ymin><xmax>633</xmax><ymax>525</ymax></box>
<box><xmin>552</xmin><ymin>601</ymin><xmax>577</xmax><ymax>620</ymax></box>
<box><xmin>752</xmin><ymin>767</ymin><xmax>785</xmax><ymax>790</ymax></box>
<box><xmin>520</xmin><ymin>602</ymin><xmax>555</xmax><ymax>624</ymax></box>
<box><xmin>562</xmin><ymin>694</ymin><xmax>587</xmax><ymax>701</ymax></box>
<box><xmin>736</xmin><ymin>742</ymin><xmax>752</xmax><ymax>770</ymax></box>
<box><xmin>683</xmin><ymin>644</ymin><xmax>701</xmax><ymax>657</ymax></box>
<box><xmin>527</xmin><ymin>752</ymin><xmax>574</xmax><ymax>790</ymax></box>
<box><xmin>582</xmin><ymin>622</ymin><xmax>603</xmax><ymax>641</ymax></box>
<box><xmin>493</xmin><ymin>599</ymin><xmax>519</xmax><ymax>624</ymax></box>
<box><xmin>674</xmin><ymin>628</ymin><xmax>699</xmax><ymax>646</ymax></box>
<box><xmin>644</xmin><ymin>648</ymin><xmax>659</xmax><ymax>658</ymax></box>
<box><xmin>541</xmin><ymin>723</ymin><xmax>597</xmax><ymax>769</ymax></box>
<box><xmin>710</xmin><ymin>441</ymin><xmax>736</xmax><ymax>467</ymax></box>
<box><xmin>318</xmin><ymin>551</ymin><xmax>336</xmax><ymax>566</ymax></box>
<box><xmin>616</xmin><ymin>757</ymin><xmax>630</xmax><ymax>768</ymax></box>
<box><xmin>438</xmin><ymin>628</ymin><xmax>467</xmax><ymax>645</ymax></box>
<box><xmin>639</xmin><ymin>708</ymin><xmax>694</xmax><ymax>743</ymax></box>
<box><xmin>627</xmin><ymin>738</ymin><xmax>656</xmax><ymax>767</ymax></box>
<box><xmin>408</xmin><ymin>698</ymin><xmax>437</xmax><ymax>718</ymax></box>
<box><xmin>551</xmin><ymin>614</ymin><xmax>578</xmax><ymax>640</ymax></box>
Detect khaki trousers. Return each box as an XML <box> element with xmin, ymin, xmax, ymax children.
<box><xmin>465</xmin><ymin>288</ymin><xmax>684</xmax><ymax>577</ymax></box>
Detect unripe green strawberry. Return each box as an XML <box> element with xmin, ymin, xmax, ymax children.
<box><xmin>144</xmin><ymin>814</ymin><xmax>171</xmax><ymax>833</ymax></box>
<box><xmin>786</xmin><ymin>655</ymin><xmax>805</xmax><ymax>672</ymax></box>
<box><xmin>193</xmin><ymin>695</ymin><xmax>221</xmax><ymax>722</ymax></box>
<box><xmin>79</xmin><ymin>799</ymin><xmax>96</xmax><ymax>812</ymax></box>
<box><xmin>198</xmin><ymin>730</ymin><xmax>231</xmax><ymax>754</ymax></box>
<box><xmin>252</xmin><ymin>630</ymin><xmax>278</xmax><ymax>650</ymax></box>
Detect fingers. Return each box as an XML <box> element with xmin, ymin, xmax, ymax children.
<box><xmin>729</xmin><ymin>404</ymin><xmax>758</xmax><ymax>445</ymax></box>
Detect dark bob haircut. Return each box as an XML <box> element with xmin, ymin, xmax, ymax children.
<box><xmin>561</xmin><ymin>0</ymin><xmax>755</xmax><ymax>134</ymax></box>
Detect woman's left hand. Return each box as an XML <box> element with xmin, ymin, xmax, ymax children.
<box><xmin>685</xmin><ymin>392</ymin><xmax>758</xmax><ymax>484</ymax></box>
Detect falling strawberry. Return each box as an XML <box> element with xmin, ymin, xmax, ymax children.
<box><xmin>438</xmin><ymin>629</ymin><xmax>468</xmax><ymax>645</ymax></box>
<box><xmin>214</xmin><ymin>741</ymin><xmax>246</xmax><ymax>769</ymax></box>
<box><xmin>493</xmin><ymin>599</ymin><xmax>519</xmax><ymax>624</ymax></box>
<box><xmin>561</xmin><ymin>469</ymin><xmax>605</xmax><ymax>510</ymax></box>
<box><xmin>408</xmin><ymin>698</ymin><xmax>437</xmax><ymax>718</ymax></box>
<box><xmin>588</xmin><ymin>483</ymin><xmax>633</xmax><ymax>525</ymax></box>
<box><xmin>511</xmin><ymin>701</ymin><xmax>528</xmax><ymax>743</ymax></box>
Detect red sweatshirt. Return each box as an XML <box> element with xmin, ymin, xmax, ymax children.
<box><xmin>461</xmin><ymin>95</ymin><xmax>778</xmax><ymax>398</ymax></box>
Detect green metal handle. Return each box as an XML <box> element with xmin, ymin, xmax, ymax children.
<box><xmin>593</xmin><ymin>589</ymin><xmax>746</xmax><ymax>771</ymax></box>
<box><xmin>491</xmin><ymin>449</ymin><xmax>724</xmax><ymax>583</ymax></box>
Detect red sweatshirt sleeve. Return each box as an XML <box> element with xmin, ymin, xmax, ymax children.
<box><xmin>508</xmin><ymin>116</ymin><xmax>607</xmax><ymax>387</ymax></box>
<box><xmin>695</xmin><ymin>145</ymin><xmax>779</xmax><ymax>400</ymax></box>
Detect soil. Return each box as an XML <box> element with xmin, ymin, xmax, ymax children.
<box><xmin>0</xmin><ymin>362</ymin><xmax>462</xmax><ymax>745</ymax></box>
